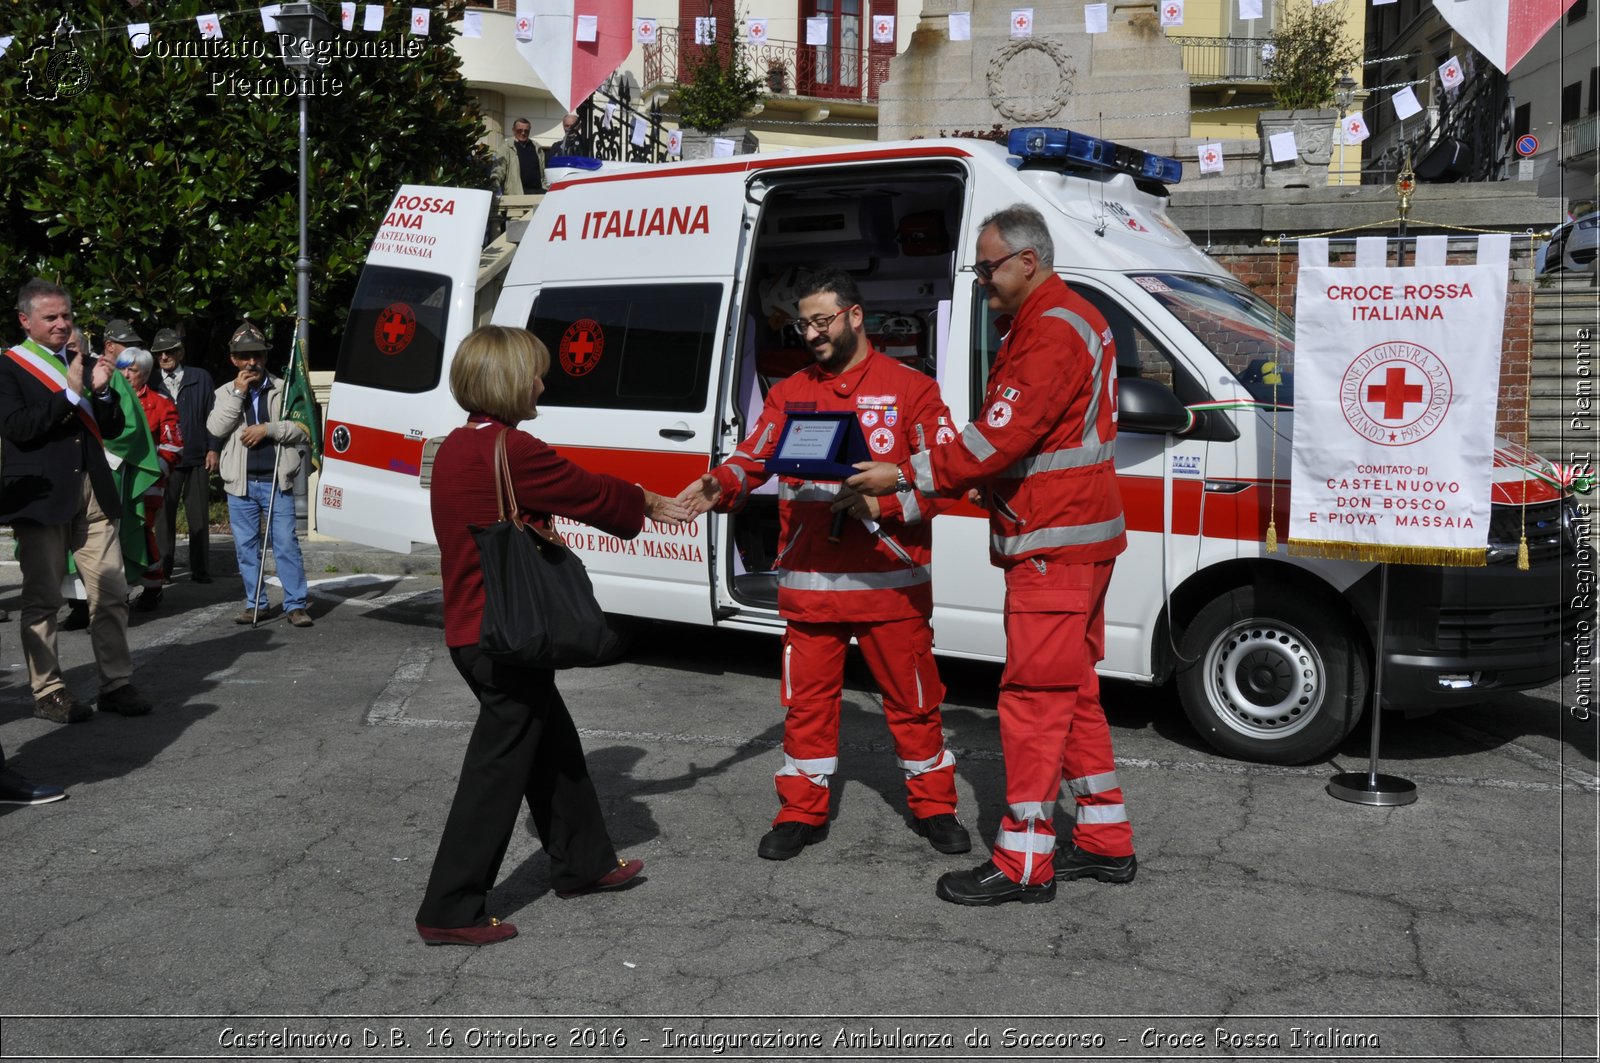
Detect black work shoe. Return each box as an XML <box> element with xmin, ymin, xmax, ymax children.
<box><xmin>61</xmin><ymin>601</ymin><xmax>89</xmax><ymax>631</ymax></box>
<box><xmin>34</xmin><ymin>689</ymin><xmax>92</xmax><ymax>725</ymax></box>
<box><xmin>135</xmin><ymin>587</ymin><xmax>163</xmax><ymax>612</ymax></box>
<box><xmin>935</xmin><ymin>860</ymin><xmax>1055</xmax><ymax>906</ymax></box>
<box><xmin>98</xmin><ymin>684</ymin><xmax>153</xmax><ymax>717</ymax></box>
<box><xmin>1053</xmin><ymin>842</ymin><xmax>1137</xmax><ymax>884</ymax></box>
<box><xmin>757</xmin><ymin>821</ymin><xmax>826</xmax><ymax>861</ymax></box>
<box><xmin>913</xmin><ymin>813</ymin><xmax>972</xmax><ymax>854</ymax></box>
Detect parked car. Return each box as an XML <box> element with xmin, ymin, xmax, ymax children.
<box><xmin>1536</xmin><ymin>209</ymin><xmax>1598</xmax><ymax>275</ymax></box>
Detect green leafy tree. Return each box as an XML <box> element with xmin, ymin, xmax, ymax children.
<box><xmin>1265</xmin><ymin>0</ymin><xmax>1362</xmax><ymax>111</ymax></box>
<box><xmin>0</xmin><ymin>2</ymin><xmax>491</xmax><ymax>370</ymax></box>
<box><xmin>675</xmin><ymin>23</ymin><xmax>765</xmax><ymax>134</ymax></box>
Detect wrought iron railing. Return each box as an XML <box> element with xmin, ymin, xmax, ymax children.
<box><xmin>1177</xmin><ymin>34</ymin><xmax>1274</xmax><ymax>84</ymax></box>
<box><xmin>567</xmin><ymin>83</ymin><xmax>672</xmax><ymax>165</ymax></box>
<box><xmin>1564</xmin><ymin>113</ymin><xmax>1600</xmax><ymax>158</ymax></box>
<box><xmin>643</xmin><ymin>25</ymin><xmax>890</xmax><ymax>104</ymax></box>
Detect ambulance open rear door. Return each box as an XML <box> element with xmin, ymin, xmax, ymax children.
<box><xmin>317</xmin><ymin>186</ymin><xmax>493</xmax><ymax>551</ymax></box>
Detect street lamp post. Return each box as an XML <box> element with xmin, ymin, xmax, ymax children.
<box><xmin>1334</xmin><ymin>68</ymin><xmax>1358</xmax><ymax>186</ymax></box>
<box><xmin>273</xmin><ymin>2</ymin><xmax>333</xmax><ymax>362</ymax></box>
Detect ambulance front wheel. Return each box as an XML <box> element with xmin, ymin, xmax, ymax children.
<box><xmin>1176</xmin><ymin>586</ymin><xmax>1369</xmax><ymax>765</ymax></box>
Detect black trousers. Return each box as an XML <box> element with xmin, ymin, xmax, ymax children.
<box><xmin>161</xmin><ymin>465</ymin><xmax>210</xmax><ymax>579</ymax></box>
<box><xmin>415</xmin><ymin>645</ymin><xmax>619</xmax><ymax>928</ymax></box>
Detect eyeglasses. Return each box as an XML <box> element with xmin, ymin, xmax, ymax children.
<box><xmin>972</xmin><ymin>247</ymin><xmax>1030</xmax><ymax>282</ymax></box>
<box><xmin>789</xmin><ymin>306</ymin><xmax>856</xmax><ymax>336</ymax></box>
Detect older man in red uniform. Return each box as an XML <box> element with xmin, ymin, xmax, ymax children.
<box><xmin>678</xmin><ymin>268</ymin><xmax>968</xmax><ymax>861</ymax></box>
<box><xmin>850</xmin><ymin>204</ymin><xmax>1136</xmax><ymax>905</ymax></box>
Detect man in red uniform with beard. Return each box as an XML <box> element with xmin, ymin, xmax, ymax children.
<box><xmin>849</xmin><ymin>204</ymin><xmax>1136</xmax><ymax>905</ymax></box>
<box><xmin>677</xmin><ymin>268</ymin><xmax>969</xmax><ymax>861</ymax></box>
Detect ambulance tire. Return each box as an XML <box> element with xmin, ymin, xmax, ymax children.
<box><xmin>1176</xmin><ymin>586</ymin><xmax>1368</xmax><ymax>765</ymax></box>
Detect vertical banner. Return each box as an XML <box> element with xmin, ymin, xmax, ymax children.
<box><xmin>1288</xmin><ymin>236</ymin><xmax>1511</xmax><ymax>565</ymax></box>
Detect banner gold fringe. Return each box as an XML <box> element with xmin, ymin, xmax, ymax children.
<box><xmin>1286</xmin><ymin>539</ymin><xmax>1487</xmax><ymax>567</ymax></box>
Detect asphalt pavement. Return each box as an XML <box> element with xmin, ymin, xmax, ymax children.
<box><xmin>0</xmin><ymin>538</ymin><xmax>1595</xmax><ymax>1062</ymax></box>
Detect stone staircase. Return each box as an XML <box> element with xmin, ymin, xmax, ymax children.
<box><xmin>1528</xmin><ymin>270</ymin><xmax>1599</xmax><ymax>461</ymax></box>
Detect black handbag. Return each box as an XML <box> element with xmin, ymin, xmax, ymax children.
<box><xmin>470</xmin><ymin>429</ymin><xmax>620</xmax><ymax>669</ymax></box>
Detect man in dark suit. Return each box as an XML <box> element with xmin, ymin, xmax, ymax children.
<box><xmin>151</xmin><ymin>327</ymin><xmax>217</xmax><ymax>584</ymax></box>
<box><xmin>2</xmin><ymin>279</ymin><xmax>152</xmax><ymax>724</ymax></box>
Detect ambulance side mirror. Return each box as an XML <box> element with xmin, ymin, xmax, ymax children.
<box><xmin>1118</xmin><ymin>378</ymin><xmax>1190</xmax><ymax>435</ymax></box>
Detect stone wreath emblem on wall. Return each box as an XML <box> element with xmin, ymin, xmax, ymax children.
<box><xmin>986</xmin><ymin>38</ymin><xmax>1075</xmax><ymax>122</ymax></box>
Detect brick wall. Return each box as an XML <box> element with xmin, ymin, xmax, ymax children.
<box><xmin>1211</xmin><ymin>247</ymin><xmax>1537</xmax><ymax>444</ymax></box>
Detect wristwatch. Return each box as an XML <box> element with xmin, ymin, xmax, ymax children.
<box><xmin>894</xmin><ymin>469</ymin><xmax>912</xmax><ymax>494</ymax></box>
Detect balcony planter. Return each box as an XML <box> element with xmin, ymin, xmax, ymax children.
<box><xmin>679</xmin><ymin>127</ymin><xmax>760</xmax><ymax>159</ymax></box>
<box><xmin>1258</xmin><ymin>108</ymin><xmax>1337</xmax><ymax>188</ymax></box>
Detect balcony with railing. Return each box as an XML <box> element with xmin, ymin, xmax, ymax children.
<box><xmin>1177</xmin><ymin>35</ymin><xmax>1275</xmax><ymax>85</ymax></box>
<box><xmin>643</xmin><ymin>24</ymin><xmax>891</xmax><ymax>106</ymax></box>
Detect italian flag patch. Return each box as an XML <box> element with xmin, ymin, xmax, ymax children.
<box><xmin>1001</xmin><ymin>386</ymin><xmax>1021</xmax><ymax>401</ymax></box>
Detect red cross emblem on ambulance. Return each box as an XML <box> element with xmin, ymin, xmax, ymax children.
<box><xmin>374</xmin><ymin>303</ymin><xmax>417</xmax><ymax>356</ymax></box>
<box><xmin>560</xmin><ymin>319</ymin><xmax>605</xmax><ymax>377</ymax></box>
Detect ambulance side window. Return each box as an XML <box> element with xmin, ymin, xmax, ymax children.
<box><xmin>335</xmin><ymin>266</ymin><xmax>452</xmax><ymax>394</ymax></box>
<box><xmin>528</xmin><ymin>284</ymin><xmax>720</xmax><ymax>412</ymax></box>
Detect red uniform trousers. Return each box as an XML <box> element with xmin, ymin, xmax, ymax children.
<box><xmin>139</xmin><ymin>489</ymin><xmax>165</xmax><ymax>591</ymax></box>
<box><xmin>774</xmin><ymin>616</ymin><xmax>957</xmax><ymax>826</ymax></box>
<box><xmin>993</xmin><ymin>557</ymin><xmax>1133</xmax><ymax>885</ymax></box>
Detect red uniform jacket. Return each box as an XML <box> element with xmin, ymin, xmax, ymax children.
<box><xmin>432</xmin><ymin>416</ymin><xmax>646</xmax><ymax>648</ymax></box>
<box><xmin>909</xmin><ymin>274</ymin><xmax>1126</xmax><ymax>567</ymax></box>
<box><xmin>711</xmin><ymin>349</ymin><xmax>955</xmax><ymax>623</ymax></box>
<box><xmin>135</xmin><ymin>385</ymin><xmax>182</xmax><ymax>488</ymax></box>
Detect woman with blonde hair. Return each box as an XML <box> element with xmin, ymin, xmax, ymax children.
<box><xmin>415</xmin><ymin>325</ymin><xmax>687</xmax><ymax>946</ymax></box>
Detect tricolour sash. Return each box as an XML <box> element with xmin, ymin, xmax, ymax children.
<box><xmin>4</xmin><ymin>341</ymin><xmax>104</xmax><ymax>442</ymax></box>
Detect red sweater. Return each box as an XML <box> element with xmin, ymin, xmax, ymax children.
<box><xmin>432</xmin><ymin>416</ymin><xmax>646</xmax><ymax>648</ymax></box>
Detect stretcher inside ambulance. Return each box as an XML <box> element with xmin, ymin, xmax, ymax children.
<box><xmin>318</xmin><ymin>130</ymin><xmax>1587</xmax><ymax>765</ymax></box>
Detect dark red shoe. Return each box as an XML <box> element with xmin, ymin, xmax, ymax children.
<box><xmin>415</xmin><ymin>917</ymin><xmax>518</xmax><ymax>947</ymax></box>
<box><xmin>555</xmin><ymin>857</ymin><xmax>644</xmax><ymax>898</ymax></box>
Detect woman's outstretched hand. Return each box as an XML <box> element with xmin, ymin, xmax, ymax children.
<box><xmin>643</xmin><ymin>489</ymin><xmax>691</xmax><ymax>527</ymax></box>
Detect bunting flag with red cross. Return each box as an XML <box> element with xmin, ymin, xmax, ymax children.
<box><xmin>1288</xmin><ymin>234</ymin><xmax>1511</xmax><ymax>566</ymax></box>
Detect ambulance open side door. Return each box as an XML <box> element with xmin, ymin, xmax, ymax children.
<box><xmin>493</xmin><ymin>168</ymin><xmax>746</xmax><ymax>627</ymax></box>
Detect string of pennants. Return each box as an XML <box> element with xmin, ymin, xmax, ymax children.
<box><xmin>0</xmin><ymin>0</ymin><xmax>1467</xmax><ymax>158</ymax></box>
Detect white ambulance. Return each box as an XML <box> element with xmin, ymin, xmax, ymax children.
<box><xmin>317</xmin><ymin>130</ymin><xmax>1584</xmax><ymax>764</ymax></box>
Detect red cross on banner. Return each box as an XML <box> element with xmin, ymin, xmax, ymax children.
<box><xmin>1366</xmin><ymin>367</ymin><xmax>1423</xmax><ymax>420</ymax></box>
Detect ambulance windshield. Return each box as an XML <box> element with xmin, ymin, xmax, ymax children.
<box><xmin>1134</xmin><ymin>274</ymin><xmax>1296</xmax><ymax>406</ymax></box>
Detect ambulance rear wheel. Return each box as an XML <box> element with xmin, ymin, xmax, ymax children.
<box><xmin>1176</xmin><ymin>586</ymin><xmax>1367</xmax><ymax>764</ymax></box>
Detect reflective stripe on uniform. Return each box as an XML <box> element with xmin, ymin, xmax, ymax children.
<box><xmin>1064</xmin><ymin>770</ymin><xmax>1121</xmax><ymax>798</ymax></box>
<box><xmin>779</xmin><ymin>481</ymin><xmax>842</xmax><ymax>503</ymax></box>
<box><xmin>898</xmin><ymin>489</ymin><xmax>921</xmax><ymax>524</ymax></box>
<box><xmin>996</xmin><ymin>828</ymin><xmax>1055</xmax><ymax>853</ymax></box>
<box><xmin>1008</xmin><ymin>800</ymin><xmax>1052</xmax><ymax>823</ymax></box>
<box><xmin>961</xmin><ymin>423</ymin><xmax>997</xmax><ymax>462</ymax></box>
<box><xmin>777</xmin><ymin>566</ymin><xmax>931</xmax><ymax>592</ymax></box>
<box><xmin>1042</xmin><ymin>306</ymin><xmax>1110</xmax><ymax>449</ymax></box>
<box><xmin>898</xmin><ymin>747</ymin><xmax>954</xmax><ymax>778</ymax></box>
<box><xmin>910</xmin><ymin>449</ymin><xmax>937</xmax><ymax>495</ymax></box>
<box><xmin>727</xmin><ymin>465</ymin><xmax>749</xmax><ymax>492</ymax></box>
<box><xmin>776</xmin><ymin>753</ymin><xmax>838</xmax><ymax>784</ymax></box>
<box><xmin>991</xmin><ymin>514</ymin><xmax>1126</xmax><ymax>556</ymax></box>
<box><xmin>1075</xmin><ymin>803</ymin><xmax>1129</xmax><ymax>825</ymax></box>
<box><xmin>1002</xmin><ymin>441</ymin><xmax>1116</xmax><ymax>479</ymax></box>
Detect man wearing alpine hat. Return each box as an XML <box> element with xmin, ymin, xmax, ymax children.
<box><xmin>151</xmin><ymin>327</ymin><xmax>217</xmax><ymax>585</ymax></box>
<box><xmin>207</xmin><ymin>320</ymin><xmax>313</xmax><ymax>627</ymax></box>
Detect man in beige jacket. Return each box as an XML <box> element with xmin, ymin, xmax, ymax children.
<box><xmin>206</xmin><ymin>321</ymin><xmax>312</xmax><ymax>628</ymax></box>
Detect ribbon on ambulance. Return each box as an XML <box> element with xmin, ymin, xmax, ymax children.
<box><xmin>1287</xmin><ymin>234</ymin><xmax>1511</xmax><ymax>567</ymax></box>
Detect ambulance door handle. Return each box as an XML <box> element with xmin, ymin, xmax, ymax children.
<box><xmin>659</xmin><ymin>426</ymin><xmax>696</xmax><ymax>441</ymax></box>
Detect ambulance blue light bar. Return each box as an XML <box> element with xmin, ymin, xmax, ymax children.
<box><xmin>1008</xmin><ymin>127</ymin><xmax>1183</xmax><ymax>186</ymax></box>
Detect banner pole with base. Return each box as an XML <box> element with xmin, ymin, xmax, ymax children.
<box><xmin>1326</xmin><ymin>563</ymin><xmax>1417</xmax><ymax>806</ymax></box>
